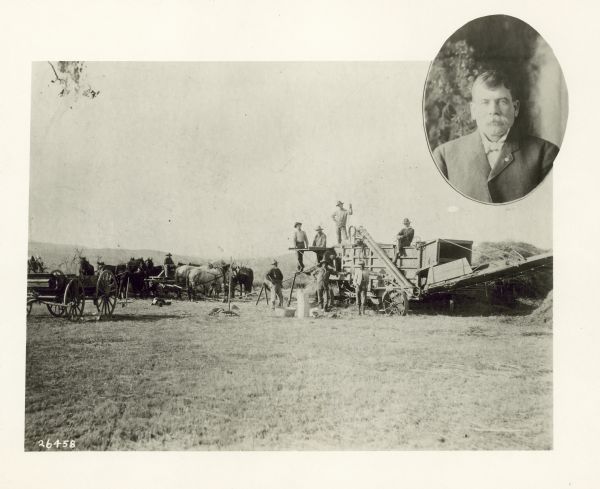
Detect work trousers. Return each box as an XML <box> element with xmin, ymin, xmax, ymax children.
<box><xmin>336</xmin><ymin>226</ymin><xmax>348</xmax><ymax>244</ymax></box>
<box><xmin>356</xmin><ymin>286</ymin><xmax>368</xmax><ymax>313</ymax></box>
<box><xmin>316</xmin><ymin>283</ymin><xmax>329</xmax><ymax>310</ymax></box>
<box><xmin>269</xmin><ymin>282</ymin><xmax>283</xmax><ymax>309</ymax></box>
<box><xmin>295</xmin><ymin>241</ymin><xmax>305</xmax><ymax>270</ymax></box>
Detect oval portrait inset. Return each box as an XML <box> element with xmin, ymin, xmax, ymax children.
<box><xmin>424</xmin><ymin>14</ymin><xmax>568</xmax><ymax>204</ymax></box>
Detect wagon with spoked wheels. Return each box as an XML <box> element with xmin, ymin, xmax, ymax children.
<box><xmin>27</xmin><ymin>268</ymin><xmax>120</xmax><ymax>321</ymax></box>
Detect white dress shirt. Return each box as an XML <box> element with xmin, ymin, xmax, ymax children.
<box><xmin>479</xmin><ymin>130</ymin><xmax>509</xmax><ymax>169</ymax></box>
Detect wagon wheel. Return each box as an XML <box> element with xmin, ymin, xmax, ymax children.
<box><xmin>382</xmin><ymin>289</ymin><xmax>409</xmax><ymax>316</ymax></box>
<box><xmin>46</xmin><ymin>303</ymin><xmax>66</xmax><ymax>317</ymax></box>
<box><xmin>96</xmin><ymin>270</ymin><xmax>118</xmax><ymax>319</ymax></box>
<box><xmin>64</xmin><ymin>278</ymin><xmax>85</xmax><ymax>321</ymax></box>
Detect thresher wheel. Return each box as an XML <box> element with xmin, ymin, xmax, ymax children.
<box><xmin>64</xmin><ymin>278</ymin><xmax>85</xmax><ymax>321</ymax></box>
<box><xmin>95</xmin><ymin>270</ymin><xmax>118</xmax><ymax>319</ymax></box>
<box><xmin>382</xmin><ymin>289</ymin><xmax>409</xmax><ymax>316</ymax></box>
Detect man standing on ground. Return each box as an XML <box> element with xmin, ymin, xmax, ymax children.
<box><xmin>164</xmin><ymin>253</ymin><xmax>175</xmax><ymax>279</ymax></box>
<box><xmin>312</xmin><ymin>225</ymin><xmax>327</xmax><ymax>263</ymax></box>
<box><xmin>312</xmin><ymin>259</ymin><xmax>335</xmax><ymax>311</ymax></box>
<box><xmin>265</xmin><ymin>259</ymin><xmax>284</xmax><ymax>310</ymax></box>
<box><xmin>331</xmin><ymin>201</ymin><xmax>353</xmax><ymax>244</ymax></box>
<box><xmin>291</xmin><ymin>222</ymin><xmax>309</xmax><ymax>272</ymax></box>
<box><xmin>352</xmin><ymin>260</ymin><xmax>370</xmax><ymax>315</ymax></box>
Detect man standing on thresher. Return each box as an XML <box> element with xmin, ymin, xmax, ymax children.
<box><xmin>291</xmin><ymin>222</ymin><xmax>309</xmax><ymax>272</ymax></box>
<box><xmin>394</xmin><ymin>218</ymin><xmax>415</xmax><ymax>264</ymax></box>
<box><xmin>265</xmin><ymin>259</ymin><xmax>284</xmax><ymax>310</ymax></box>
<box><xmin>331</xmin><ymin>201</ymin><xmax>353</xmax><ymax>244</ymax></box>
<box><xmin>352</xmin><ymin>260</ymin><xmax>370</xmax><ymax>315</ymax></box>
<box><xmin>312</xmin><ymin>225</ymin><xmax>327</xmax><ymax>263</ymax></box>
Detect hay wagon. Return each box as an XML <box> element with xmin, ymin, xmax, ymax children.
<box><xmin>27</xmin><ymin>269</ymin><xmax>119</xmax><ymax>321</ymax></box>
<box><xmin>290</xmin><ymin>225</ymin><xmax>552</xmax><ymax>316</ymax></box>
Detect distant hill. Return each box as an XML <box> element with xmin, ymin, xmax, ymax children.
<box><xmin>28</xmin><ymin>239</ymin><xmax>550</xmax><ymax>286</ymax></box>
<box><xmin>27</xmin><ymin>241</ymin><xmax>208</xmax><ymax>274</ymax></box>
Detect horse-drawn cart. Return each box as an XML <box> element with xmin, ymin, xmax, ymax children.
<box><xmin>27</xmin><ymin>269</ymin><xmax>119</xmax><ymax>321</ymax></box>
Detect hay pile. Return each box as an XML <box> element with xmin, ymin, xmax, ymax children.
<box><xmin>530</xmin><ymin>290</ymin><xmax>553</xmax><ymax>325</ymax></box>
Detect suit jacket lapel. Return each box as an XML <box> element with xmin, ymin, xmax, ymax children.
<box><xmin>465</xmin><ymin>131</ymin><xmax>492</xmax><ymax>184</ymax></box>
<box><xmin>488</xmin><ymin>131</ymin><xmax>520</xmax><ymax>181</ymax></box>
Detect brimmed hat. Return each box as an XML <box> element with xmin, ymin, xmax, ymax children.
<box><xmin>403</xmin><ymin>218</ymin><xmax>411</xmax><ymax>224</ymax></box>
<box><xmin>336</xmin><ymin>200</ymin><xmax>343</xmax><ymax>206</ymax></box>
<box><xmin>166</xmin><ymin>253</ymin><xmax>172</xmax><ymax>257</ymax></box>
<box><xmin>315</xmin><ymin>225</ymin><xmax>323</xmax><ymax>231</ymax></box>
<box><xmin>294</xmin><ymin>222</ymin><xmax>302</xmax><ymax>227</ymax></box>
<box><xmin>271</xmin><ymin>259</ymin><xmax>278</xmax><ymax>265</ymax></box>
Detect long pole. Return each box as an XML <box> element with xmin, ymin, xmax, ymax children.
<box><xmin>227</xmin><ymin>257</ymin><xmax>233</xmax><ymax>312</ymax></box>
<box><xmin>287</xmin><ymin>272</ymin><xmax>297</xmax><ymax>307</ymax></box>
<box><xmin>255</xmin><ymin>284</ymin><xmax>264</xmax><ymax>305</ymax></box>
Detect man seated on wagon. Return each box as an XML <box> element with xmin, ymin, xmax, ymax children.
<box><xmin>394</xmin><ymin>218</ymin><xmax>415</xmax><ymax>265</ymax></box>
<box><xmin>79</xmin><ymin>257</ymin><xmax>95</xmax><ymax>277</ymax></box>
<box><xmin>28</xmin><ymin>256</ymin><xmax>36</xmax><ymax>273</ymax></box>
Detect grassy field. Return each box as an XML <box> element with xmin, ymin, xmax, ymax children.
<box><xmin>25</xmin><ymin>296</ymin><xmax>552</xmax><ymax>450</ymax></box>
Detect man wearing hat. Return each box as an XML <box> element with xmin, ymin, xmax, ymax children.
<box><xmin>291</xmin><ymin>222</ymin><xmax>309</xmax><ymax>272</ymax></box>
<box><xmin>331</xmin><ymin>201</ymin><xmax>353</xmax><ymax>244</ymax></box>
<box><xmin>312</xmin><ymin>225</ymin><xmax>327</xmax><ymax>263</ymax></box>
<box><xmin>394</xmin><ymin>217</ymin><xmax>415</xmax><ymax>263</ymax></box>
<box><xmin>394</xmin><ymin>218</ymin><xmax>415</xmax><ymax>265</ymax></box>
<box><xmin>352</xmin><ymin>261</ymin><xmax>370</xmax><ymax>315</ymax></box>
<box><xmin>265</xmin><ymin>259</ymin><xmax>284</xmax><ymax>310</ymax></box>
<box><xmin>312</xmin><ymin>259</ymin><xmax>335</xmax><ymax>311</ymax></box>
<box><xmin>164</xmin><ymin>252</ymin><xmax>175</xmax><ymax>279</ymax></box>
<box><xmin>79</xmin><ymin>256</ymin><xmax>95</xmax><ymax>277</ymax></box>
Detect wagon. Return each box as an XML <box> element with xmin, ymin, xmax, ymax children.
<box><xmin>143</xmin><ymin>272</ymin><xmax>183</xmax><ymax>299</ymax></box>
<box><xmin>27</xmin><ymin>269</ymin><xmax>119</xmax><ymax>321</ymax></box>
<box><xmin>289</xmin><ymin>225</ymin><xmax>553</xmax><ymax>316</ymax></box>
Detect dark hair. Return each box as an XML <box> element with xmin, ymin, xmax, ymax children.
<box><xmin>472</xmin><ymin>70</ymin><xmax>520</xmax><ymax>100</ymax></box>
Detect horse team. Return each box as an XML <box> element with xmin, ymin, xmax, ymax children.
<box><xmin>85</xmin><ymin>256</ymin><xmax>254</xmax><ymax>301</ymax></box>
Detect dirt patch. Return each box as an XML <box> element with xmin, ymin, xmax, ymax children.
<box><xmin>25</xmin><ymin>298</ymin><xmax>552</xmax><ymax>450</ymax></box>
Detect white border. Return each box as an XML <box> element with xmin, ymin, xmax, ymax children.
<box><xmin>1</xmin><ymin>1</ymin><xmax>599</xmax><ymax>488</ymax></box>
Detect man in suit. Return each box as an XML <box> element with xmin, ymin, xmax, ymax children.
<box><xmin>432</xmin><ymin>70</ymin><xmax>558</xmax><ymax>204</ymax></box>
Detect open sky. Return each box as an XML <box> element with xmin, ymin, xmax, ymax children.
<box><xmin>29</xmin><ymin>62</ymin><xmax>552</xmax><ymax>259</ymax></box>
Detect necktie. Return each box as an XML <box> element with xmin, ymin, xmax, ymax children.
<box><xmin>486</xmin><ymin>141</ymin><xmax>503</xmax><ymax>153</ymax></box>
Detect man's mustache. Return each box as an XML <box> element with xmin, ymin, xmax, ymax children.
<box><xmin>486</xmin><ymin>118</ymin><xmax>508</xmax><ymax>125</ymax></box>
